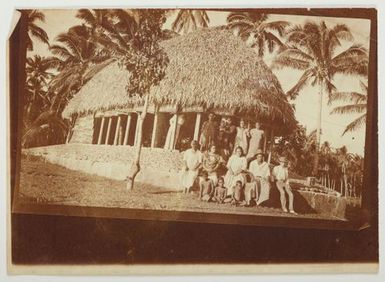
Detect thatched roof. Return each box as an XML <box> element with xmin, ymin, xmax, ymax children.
<box><xmin>62</xmin><ymin>27</ymin><xmax>296</xmax><ymax>131</ymax></box>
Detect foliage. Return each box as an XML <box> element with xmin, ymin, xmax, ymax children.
<box><xmin>26</xmin><ymin>10</ymin><xmax>49</xmax><ymax>51</ymax></box>
<box><xmin>24</xmin><ymin>55</ymin><xmax>56</xmax><ymax>121</ymax></box>
<box><xmin>330</xmin><ymin>81</ymin><xmax>367</xmax><ymax>135</ymax></box>
<box><xmin>48</xmin><ymin>24</ymin><xmax>112</xmax><ymax>110</ymax></box>
<box><xmin>22</xmin><ymin>110</ymin><xmax>68</xmax><ymax>148</ymax></box>
<box><xmin>227</xmin><ymin>11</ymin><xmax>289</xmax><ymax>57</ymax></box>
<box><xmin>272</xmin><ymin>21</ymin><xmax>368</xmax><ymax>100</ymax></box>
<box><xmin>274</xmin><ymin>125</ymin><xmax>364</xmax><ymax>197</ymax></box>
<box><xmin>120</xmin><ymin>10</ymin><xmax>169</xmax><ymax>98</ymax></box>
<box><xmin>171</xmin><ymin>9</ymin><xmax>210</xmax><ymax>34</ymax></box>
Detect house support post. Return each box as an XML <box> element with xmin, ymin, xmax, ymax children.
<box><xmin>97</xmin><ymin>116</ymin><xmax>106</xmax><ymax>145</ymax></box>
<box><xmin>114</xmin><ymin>115</ymin><xmax>122</xmax><ymax>145</ymax></box>
<box><xmin>151</xmin><ymin>111</ymin><xmax>159</xmax><ymax>148</ymax></box>
<box><xmin>105</xmin><ymin>116</ymin><xmax>113</xmax><ymax>145</ymax></box>
<box><xmin>193</xmin><ymin>112</ymin><xmax>201</xmax><ymax>141</ymax></box>
<box><xmin>123</xmin><ymin>113</ymin><xmax>132</xmax><ymax>145</ymax></box>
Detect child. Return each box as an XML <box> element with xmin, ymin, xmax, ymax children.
<box><xmin>231</xmin><ymin>180</ymin><xmax>246</xmax><ymax>206</ymax></box>
<box><xmin>199</xmin><ymin>171</ymin><xmax>214</xmax><ymax>202</ymax></box>
<box><xmin>213</xmin><ymin>177</ymin><xmax>227</xmax><ymax>203</ymax></box>
<box><xmin>272</xmin><ymin>156</ymin><xmax>297</xmax><ymax>215</ymax></box>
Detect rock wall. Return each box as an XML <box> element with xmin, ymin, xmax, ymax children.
<box><xmin>70</xmin><ymin>115</ymin><xmax>94</xmax><ymax>144</ymax></box>
<box><xmin>23</xmin><ymin>144</ymin><xmax>184</xmax><ymax>189</ymax></box>
<box><xmin>22</xmin><ymin>144</ymin><xmax>348</xmax><ymax>219</ymax></box>
<box><xmin>296</xmin><ymin>191</ymin><xmax>347</xmax><ymax>219</ymax></box>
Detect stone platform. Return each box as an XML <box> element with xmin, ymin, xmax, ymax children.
<box><xmin>23</xmin><ymin>144</ymin><xmax>184</xmax><ymax>189</ymax></box>
<box><xmin>22</xmin><ymin>144</ymin><xmax>349</xmax><ymax>219</ymax></box>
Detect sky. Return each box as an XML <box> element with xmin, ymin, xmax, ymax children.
<box><xmin>28</xmin><ymin>9</ymin><xmax>371</xmax><ymax>156</ymax></box>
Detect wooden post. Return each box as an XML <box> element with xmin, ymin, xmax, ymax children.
<box><xmin>171</xmin><ymin>114</ymin><xmax>179</xmax><ymax>150</ymax></box>
<box><xmin>193</xmin><ymin>113</ymin><xmax>201</xmax><ymax>141</ymax></box>
<box><xmin>263</xmin><ymin>128</ymin><xmax>268</xmax><ymax>153</ymax></box>
<box><xmin>151</xmin><ymin>112</ymin><xmax>159</xmax><ymax>148</ymax></box>
<box><xmin>134</xmin><ymin>113</ymin><xmax>141</xmax><ymax>146</ymax></box>
<box><xmin>267</xmin><ymin>129</ymin><xmax>274</xmax><ymax>164</ymax></box>
<box><xmin>123</xmin><ymin>113</ymin><xmax>132</xmax><ymax>145</ymax></box>
<box><xmin>114</xmin><ymin>115</ymin><xmax>122</xmax><ymax>145</ymax></box>
<box><xmin>105</xmin><ymin>116</ymin><xmax>113</xmax><ymax>145</ymax></box>
<box><xmin>97</xmin><ymin>116</ymin><xmax>106</xmax><ymax>145</ymax></box>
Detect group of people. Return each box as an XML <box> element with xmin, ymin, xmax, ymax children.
<box><xmin>199</xmin><ymin>113</ymin><xmax>265</xmax><ymax>161</ymax></box>
<box><xmin>181</xmin><ymin>139</ymin><xmax>297</xmax><ymax>215</ymax></box>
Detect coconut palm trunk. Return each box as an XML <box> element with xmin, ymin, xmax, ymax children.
<box><xmin>313</xmin><ymin>82</ymin><xmax>324</xmax><ymax>176</ymax></box>
<box><xmin>126</xmin><ymin>94</ymin><xmax>149</xmax><ymax>190</ymax></box>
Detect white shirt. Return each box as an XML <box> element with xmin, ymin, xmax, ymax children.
<box><xmin>183</xmin><ymin>148</ymin><xmax>202</xmax><ymax>170</ymax></box>
<box><xmin>273</xmin><ymin>165</ymin><xmax>289</xmax><ymax>181</ymax></box>
<box><xmin>227</xmin><ymin>155</ymin><xmax>247</xmax><ymax>173</ymax></box>
<box><xmin>249</xmin><ymin>160</ymin><xmax>270</xmax><ymax>178</ymax></box>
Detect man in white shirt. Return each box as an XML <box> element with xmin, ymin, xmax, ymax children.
<box><xmin>272</xmin><ymin>156</ymin><xmax>297</xmax><ymax>214</ymax></box>
<box><xmin>248</xmin><ymin>149</ymin><xmax>271</xmax><ymax>205</ymax></box>
<box><xmin>181</xmin><ymin>140</ymin><xmax>202</xmax><ymax>193</ymax></box>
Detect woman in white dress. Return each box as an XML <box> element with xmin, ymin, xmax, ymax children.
<box><xmin>224</xmin><ymin>146</ymin><xmax>247</xmax><ymax>196</ymax></box>
<box><xmin>233</xmin><ymin>119</ymin><xmax>249</xmax><ymax>154</ymax></box>
<box><xmin>248</xmin><ymin>149</ymin><xmax>271</xmax><ymax>205</ymax></box>
<box><xmin>181</xmin><ymin>140</ymin><xmax>202</xmax><ymax>193</ymax></box>
<box><xmin>246</xmin><ymin>122</ymin><xmax>264</xmax><ymax>160</ymax></box>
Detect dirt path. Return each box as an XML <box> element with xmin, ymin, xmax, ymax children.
<box><xmin>17</xmin><ymin>157</ymin><xmax>335</xmax><ymax>220</ymax></box>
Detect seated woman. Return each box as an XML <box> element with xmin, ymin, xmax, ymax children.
<box><xmin>202</xmin><ymin>144</ymin><xmax>225</xmax><ymax>186</ymax></box>
<box><xmin>224</xmin><ymin>146</ymin><xmax>247</xmax><ymax>196</ymax></box>
<box><xmin>248</xmin><ymin>149</ymin><xmax>271</xmax><ymax>205</ymax></box>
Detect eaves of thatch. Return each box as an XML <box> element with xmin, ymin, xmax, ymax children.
<box><xmin>62</xmin><ymin>27</ymin><xmax>297</xmax><ymax>134</ymax></box>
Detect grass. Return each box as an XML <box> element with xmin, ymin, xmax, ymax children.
<box><xmin>16</xmin><ymin>156</ymin><xmax>337</xmax><ymax>220</ymax></box>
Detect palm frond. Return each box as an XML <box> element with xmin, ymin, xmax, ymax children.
<box><xmin>330</xmin><ymin>103</ymin><xmax>367</xmax><ymax>115</ymax></box>
<box><xmin>272</xmin><ymin>53</ymin><xmax>312</xmax><ymax>71</ymax></box>
<box><xmin>28</xmin><ymin>23</ymin><xmax>49</xmax><ymax>45</ymax></box>
<box><xmin>342</xmin><ymin>113</ymin><xmax>366</xmax><ymax>135</ymax></box>
<box><xmin>27</xmin><ymin>10</ymin><xmax>46</xmax><ymax>23</ymax></box>
<box><xmin>285</xmin><ymin>68</ymin><xmax>315</xmax><ymax>99</ymax></box>
<box><xmin>328</xmin><ymin>91</ymin><xmax>367</xmax><ymax>104</ymax></box>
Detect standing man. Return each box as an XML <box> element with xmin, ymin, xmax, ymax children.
<box><xmin>181</xmin><ymin>140</ymin><xmax>203</xmax><ymax>193</ymax></box>
<box><xmin>272</xmin><ymin>156</ymin><xmax>297</xmax><ymax>214</ymax></box>
<box><xmin>199</xmin><ymin>113</ymin><xmax>218</xmax><ymax>151</ymax></box>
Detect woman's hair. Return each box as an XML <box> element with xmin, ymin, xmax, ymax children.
<box><xmin>218</xmin><ymin>176</ymin><xmax>224</xmax><ymax>183</ymax></box>
<box><xmin>236</xmin><ymin>180</ymin><xmax>243</xmax><ymax>186</ymax></box>
<box><xmin>235</xmin><ymin>146</ymin><xmax>244</xmax><ymax>156</ymax></box>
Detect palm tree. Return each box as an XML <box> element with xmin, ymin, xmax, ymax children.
<box><xmin>227</xmin><ymin>11</ymin><xmax>289</xmax><ymax>57</ymax></box>
<box><xmin>335</xmin><ymin>146</ymin><xmax>355</xmax><ymax>197</ymax></box>
<box><xmin>24</xmin><ymin>55</ymin><xmax>57</xmax><ymax>122</ymax></box>
<box><xmin>171</xmin><ymin>9</ymin><xmax>210</xmax><ymax>34</ymax></box>
<box><xmin>48</xmin><ymin>24</ymin><xmax>111</xmax><ymax>111</ymax></box>
<box><xmin>272</xmin><ymin>21</ymin><xmax>368</xmax><ymax>175</ymax></box>
<box><xmin>26</xmin><ymin>10</ymin><xmax>49</xmax><ymax>51</ymax></box>
<box><xmin>330</xmin><ymin>81</ymin><xmax>367</xmax><ymax>135</ymax></box>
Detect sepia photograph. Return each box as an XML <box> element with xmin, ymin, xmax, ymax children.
<box><xmin>7</xmin><ymin>6</ymin><xmax>378</xmax><ymax>272</ymax></box>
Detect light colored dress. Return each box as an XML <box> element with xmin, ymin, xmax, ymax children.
<box><xmin>224</xmin><ymin>155</ymin><xmax>247</xmax><ymax>195</ymax></box>
<box><xmin>249</xmin><ymin>160</ymin><xmax>271</xmax><ymax>205</ymax></box>
<box><xmin>246</xmin><ymin>129</ymin><xmax>264</xmax><ymax>159</ymax></box>
<box><xmin>233</xmin><ymin>127</ymin><xmax>249</xmax><ymax>154</ymax></box>
<box><xmin>202</xmin><ymin>152</ymin><xmax>224</xmax><ymax>186</ymax></box>
<box><xmin>164</xmin><ymin>114</ymin><xmax>185</xmax><ymax>150</ymax></box>
<box><xmin>181</xmin><ymin>148</ymin><xmax>202</xmax><ymax>189</ymax></box>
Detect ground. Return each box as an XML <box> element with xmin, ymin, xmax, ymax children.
<box><xmin>14</xmin><ymin>156</ymin><xmax>345</xmax><ymax>221</ymax></box>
